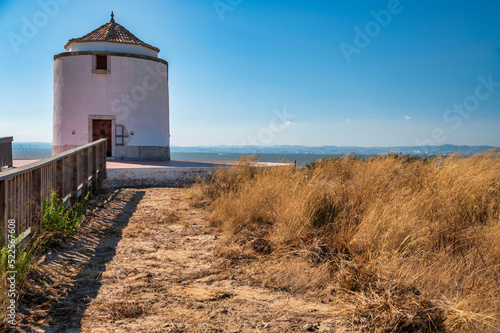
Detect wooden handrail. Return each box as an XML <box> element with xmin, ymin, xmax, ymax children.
<box><xmin>0</xmin><ymin>139</ymin><xmax>107</xmax><ymax>180</ymax></box>
<box><xmin>0</xmin><ymin>136</ymin><xmax>13</xmax><ymax>169</ymax></box>
<box><xmin>1</xmin><ymin>139</ymin><xmax>107</xmax><ymax>242</ymax></box>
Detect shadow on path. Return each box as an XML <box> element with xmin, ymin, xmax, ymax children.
<box><xmin>18</xmin><ymin>189</ymin><xmax>145</xmax><ymax>333</ymax></box>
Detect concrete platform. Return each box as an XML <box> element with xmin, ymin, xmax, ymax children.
<box><xmin>105</xmin><ymin>160</ymin><xmax>236</xmax><ymax>188</ymax></box>
<box><xmin>106</xmin><ymin>160</ymin><xmax>236</xmax><ymax>169</ymax></box>
<box><xmin>11</xmin><ymin>159</ymin><xmax>288</xmax><ymax>188</ymax></box>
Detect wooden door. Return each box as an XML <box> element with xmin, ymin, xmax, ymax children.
<box><xmin>92</xmin><ymin>120</ymin><xmax>112</xmax><ymax>157</ymax></box>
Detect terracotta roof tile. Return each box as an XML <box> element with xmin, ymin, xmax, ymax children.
<box><xmin>64</xmin><ymin>13</ymin><xmax>159</xmax><ymax>53</ymax></box>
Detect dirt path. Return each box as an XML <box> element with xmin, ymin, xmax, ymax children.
<box><xmin>17</xmin><ymin>188</ymin><xmax>340</xmax><ymax>333</ymax></box>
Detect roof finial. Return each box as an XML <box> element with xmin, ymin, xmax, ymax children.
<box><xmin>110</xmin><ymin>11</ymin><xmax>115</xmax><ymax>22</ymax></box>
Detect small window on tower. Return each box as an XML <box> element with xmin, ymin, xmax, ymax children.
<box><xmin>96</xmin><ymin>55</ymin><xmax>107</xmax><ymax>70</ymax></box>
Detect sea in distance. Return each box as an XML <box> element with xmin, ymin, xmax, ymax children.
<box><xmin>13</xmin><ymin>150</ymin><xmax>349</xmax><ymax>167</ymax></box>
<box><xmin>14</xmin><ymin>143</ymin><xmax>494</xmax><ymax>167</ymax></box>
<box><xmin>172</xmin><ymin>152</ymin><xmax>349</xmax><ymax>167</ymax></box>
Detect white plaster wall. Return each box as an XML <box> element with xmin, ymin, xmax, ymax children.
<box><xmin>66</xmin><ymin>41</ymin><xmax>158</xmax><ymax>57</ymax></box>
<box><xmin>53</xmin><ymin>54</ymin><xmax>169</xmax><ymax>152</ymax></box>
<box><xmin>105</xmin><ymin>167</ymin><xmax>214</xmax><ymax>188</ymax></box>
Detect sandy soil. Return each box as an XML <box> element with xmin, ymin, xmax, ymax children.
<box><xmin>15</xmin><ymin>188</ymin><xmax>341</xmax><ymax>333</ymax></box>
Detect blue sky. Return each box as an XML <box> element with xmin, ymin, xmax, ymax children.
<box><xmin>0</xmin><ymin>0</ymin><xmax>499</xmax><ymax>147</ymax></box>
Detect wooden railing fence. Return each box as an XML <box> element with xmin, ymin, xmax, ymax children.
<box><xmin>0</xmin><ymin>139</ymin><xmax>107</xmax><ymax>242</ymax></box>
<box><xmin>0</xmin><ymin>137</ymin><xmax>13</xmax><ymax>169</ymax></box>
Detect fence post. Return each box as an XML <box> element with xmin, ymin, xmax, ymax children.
<box><xmin>8</xmin><ymin>144</ymin><xmax>12</xmax><ymax>168</ymax></box>
<box><xmin>32</xmin><ymin>168</ymin><xmax>42</xmax><ymax>231</ymax></box>
<box><xmin>70</xmin><ymin>154</ymin><xmax>78</xmax><ymax>204</ymax></box>
<box><xmin>96</xmin><ymin>144</ymin><xmax>101</xmax><ymax>183</ymax></box>
<box><xmin>82</xmin><ymin>149</ymin><xmax>89</xmax><ymax>197</ymax></box>
<box><xmin>0</xmin><ymin>180</ymin><xmax>5</xmax><ymax>242</ymax></box>
<box><xmin>56</xmin><ymin>159</ymin><xmax>63</xmax><ymax>199</ymax></box>
<box><xmin>6</xmin><ymin>180</ymin><xmax>12</xmax><ymax>236</ymax></box>
<box><xmin>101</xmin><ymin>141</ymin><xmax>107</xmax><ymax>179</ymax></box>
<box><xmin>14</xmin><ymin>176</ymin><xmax>20</xmax><ymax>235</ymax></box>
<box><xmin>7</xmin><ymin>143</ymin><xmax>12</xmax><ymax>168</ymax></box>
<box><xmin>97</xmin><ymin>141</ymin><xmax>106</xmax><ymax>182</ymax></box>
<box><xmin>91</xmin><ymin>146</ymin><xmax>97</xmax><ymax>193</ymax></box>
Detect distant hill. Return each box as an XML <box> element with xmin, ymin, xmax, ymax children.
<box><xmin>171</xmin><ymin>145</ymin><xmax>499</xmax><ymax>156</ymax></box>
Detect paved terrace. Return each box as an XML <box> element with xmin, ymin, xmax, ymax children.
<box><xmin>12</xmin><ymin>159</ymin><xmax>234</xmax><ymax>168</ymax></box>
<box><xmin>12</xmin><ymin>159</ymin><xmax>288</xmax><ymax>188</ymax></box>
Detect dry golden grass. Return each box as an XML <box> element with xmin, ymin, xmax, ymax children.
<box><xmin>194</xmin><ymin>151</ymin><xmax>500</xmax><ymax>332</ymax></box>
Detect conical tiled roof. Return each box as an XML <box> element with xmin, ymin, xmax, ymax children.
<box><xmin>64</xmin><ymin>12</ymin><xmax>159</xmax><ymax>53</ymax></box>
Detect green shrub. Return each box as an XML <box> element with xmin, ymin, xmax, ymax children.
<box><xmin>38</xmin><ymin>191</ymin><xmax>89</xmax><ymax>249</ymax></box>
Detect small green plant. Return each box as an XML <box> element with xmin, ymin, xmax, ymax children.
<box><xmin>0</xmin><ymin>239</ymin><xmax>35</xmax><ymax>280</ymax></box>
<box><xmin>38</xmin><ymin>191</ymin><xmax>89</xmax><ymax>249</ymax></box>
